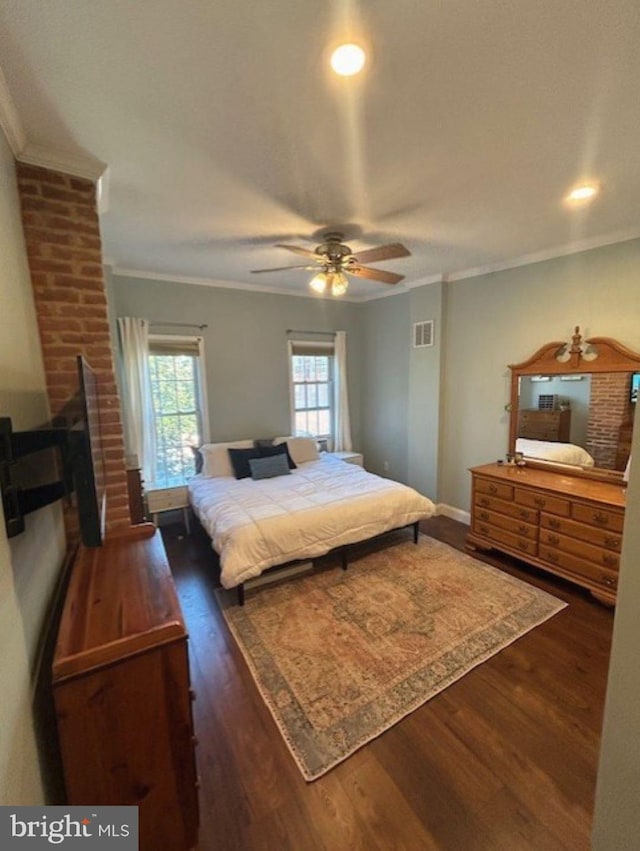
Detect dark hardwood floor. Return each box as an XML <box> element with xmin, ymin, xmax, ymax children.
<box><xmin>162</xmin><ymin>515</ymin><xmax>614</xmax><ymax>851</ymax></box>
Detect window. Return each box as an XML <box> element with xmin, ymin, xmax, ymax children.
<box><xmin>289</xmin><ymin>340</ymin><xmax>334</xmax><ymax>445</ymax></box>
<box><xmin>148</xmin><ymin>335</ymin><xmax>208</xmax><ymax>485</ymax></box>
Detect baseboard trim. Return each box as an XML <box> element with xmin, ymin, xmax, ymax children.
<box><xmin>435</xmin><ymin>503</ymin><xmax>471</xmax><ymax>525</ymax></box>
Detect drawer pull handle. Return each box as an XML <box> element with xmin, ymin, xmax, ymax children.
<box><xmin>547</xmin><ymin>534</ymin><xmax>560</xmax><ymax>546</ymax></box>
<box><xmin>479</xmin><ymin>497</ymin><xmax>490</xmax><ymax>507</ymax></box>
<box><xmin>593</xmin><ymin>512</ymin><xmax>609</xmax><ymax>526</ymax></box>
<box><xmin>602</xmin><ymin>575</ymin><xmax>617</xmax><ymax>588</ymax></box>
<box><xmin>517</xmin><ymin>540</ymin><xmax>529</xmax><ymax>552</ymax></box>
<box><xmin>545</xmin><ymin>550</ymin><xmax>559</xmax><ymax>563</ymax></box>
<box><xmin>548</xmin><ymin>518</ymin><xmax>561</xmax><ymax>530</ymax></box>
<box><xmin>518</xmin><ymin>525</ymin><xmax>529</xmax><ymax>535</ymax></box>
<box><xmin>533</xmin><ymin>497</ymin><xmax>546</xmax><ymax>507</ymax></box>
<box><xmin>602</xmin><ymin>554</ymin><xmax>618</xmax><ymax>568</ymax></box>
<box><xmin>518</xmin><ymin>510</ymin><xmax>531</xmax><ymax>520</ymax></box>
<box><xmin>604</xmin><ymin>536</ymin><xmax>620</xmax><ymax>549</ymax></box>
<box><xmin>479</xmin><ymin>511</ymin><xmax>489</xmax><ymax>521</ymax></box>
<box><xmin>488</xmin><ymin>485</ymin><xmax>498</xmax><ymax>495</ymax></box>
<box><xmin>479</xmin><ymin>524</ymin><xmax>489</xmax><ymax>535</ymax></box>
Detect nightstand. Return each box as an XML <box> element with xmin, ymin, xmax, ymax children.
<box><xmin>146</xmin><ymin>484</ymin><xmax>191</xmax><ymax>533</ymax></box>
<box><xmin>327</xmin><ymin>451</ymin><xmax>364</xmax><ymax>467</ymax></box>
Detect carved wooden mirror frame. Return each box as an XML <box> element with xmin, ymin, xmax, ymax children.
<box><xmin>508</xmin><ymin>327</ymin><xmax>640</xmax><ymax>482</ymax></box>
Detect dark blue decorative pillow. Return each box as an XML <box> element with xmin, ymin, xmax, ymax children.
<box><xmin>258</xmin><ymin>441</ymin><xmax>297</xmax><ymax>469</ymax></box>
<box><xmin>249</xmin><ymin>453</ymin><xmax>291</xmax><ymax>480</ymax></box>
<box><xmin>228</xmin><ymin>447</ymin><xmax>260</xmax><ymax>479</ymax></box>
<box><xmin>253</xmin><ymin>437</ymin><xmax>275</xmax><ymax>449</ymax></box>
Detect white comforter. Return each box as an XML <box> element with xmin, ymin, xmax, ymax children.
<box><xmin>516</xmin><ymin>438</ymin><xmax>595</xmax><ymax>467</ymax></box>
<box><xmin>188</xmin><ymin>455</ymin><xmax>435</xmax><ymax>589</ymax></box>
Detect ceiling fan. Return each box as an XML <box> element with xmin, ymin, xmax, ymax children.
<box><xmin>251</xmin><ymin>231</ymin><xmax>411</xmax><ymax>296</ymax></box>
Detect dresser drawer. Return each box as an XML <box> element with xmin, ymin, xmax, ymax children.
<box><xmin>514</xmin><ymin>488</ymin><xmax>570</xmax><ymax>517</ymax></box>
<box><xmin>474</xmin><ymin>508</ymin><xmax>538</xmax><ymax>539</ymax></box>
<box><xmin>473</xmin><ymin>520</ymin><xmax>538</xmax><ymax>557</ymax></box>
<box><xmin>475</xmin><ymin>478</ymin><xmax>514</xmax><ymax>501</ymax></box>
<box><xmin>539</xmin><ymin>529</ymin><xmax>620</xmax><ymax>571</ymax></box>
<box><xmin>571</xmin><ymin>502</ymin><xmax>624</xmax><ymax>533</ymax></box>
<box><xmin>474</xmin><ymin>494</ymin><xmax>538</xmax><ymax>523</ymax></box>
<box><xmin>538</xmin><ymin>545</ymin><xmax>618</xmax><ymax>592</ymax></box>
<box><xmin>540</xmin><ymin>514</ymin><xmax>622</xmax><ymax>551</ymax></box>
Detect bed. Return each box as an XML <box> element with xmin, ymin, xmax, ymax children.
<box><xmin>188</xmin><ymin>437</ymin><xmax>435</xmax><ymax>603</ymax></box>
<box><xmin>515</xmin><ymin>437</ymin><xmax>595</xmax><ymax>467</ymax></box>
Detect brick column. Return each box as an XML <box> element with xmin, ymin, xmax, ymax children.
<box><xmin>16</xmin><ymin>162</ymin><xmax>130</xmax><ymax>536</ymax></box>
<box><xmin>585</xmin><ymin>373</ymin><xmax>630</xmax><ymax>469</ymax></box>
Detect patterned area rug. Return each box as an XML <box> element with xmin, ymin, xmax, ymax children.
<box><xmin>219</xmin><ymin>535</ymin><xmax>566</xmax><ymax>781</ymax></box>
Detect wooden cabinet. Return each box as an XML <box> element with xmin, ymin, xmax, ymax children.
<box><xmin>467</xmin><ymin>463</ymin><xmax>626</xmax><ymax>605</ymax></box>
<box><xmin>126</xmin><ymin>466</ymin><xmax>146</xmax><ymax>524</ymax></box>
<box><xmin>518</xmin><ymin>408</ymin><xmax>571</xmax><ymax>442</ymax></box>
<box><xmin>52</xmin><ymin>525</ymin><xmax>199</xmax><ymax>851</ymax></box>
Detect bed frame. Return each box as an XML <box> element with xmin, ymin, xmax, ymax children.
<box><xmin>235</xmin><ymin>520</ymin><xmax>420</xmax><ymax>605</ymax></box>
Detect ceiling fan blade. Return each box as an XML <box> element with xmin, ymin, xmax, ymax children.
<box><xmin>251</xmin><ymin>264</ymin><xmax>318</xmax><ymax>274</ymax></box>
<box><xmin>274</xmin><ymin>244</ymin><xmax>320</xmax><ymax>260</ymax></box>
<box><xmin>348</xmin><ymin>265</ymin><xmax>405</xmax><ymax>285</ymax></box>
<box><xmin>352</xmin><ymin>243</ymin><xmax>411</xmax><ymax>264</ymax></box>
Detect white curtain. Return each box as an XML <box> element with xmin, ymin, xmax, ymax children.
<box><xmin>333</xmin><ymin>330</ymin><xmax>353</xmax><ymax>451</ymax></box>
<box><xmin>117</xmin><ymin>317</ymin><xmax>157</xmax><ymax>484</ymax></box>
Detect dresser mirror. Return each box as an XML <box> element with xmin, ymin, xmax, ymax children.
<box><xmin>508</xmin><ymin>328</ymin><xmax>640</xmax><ymax>481</ymax></box>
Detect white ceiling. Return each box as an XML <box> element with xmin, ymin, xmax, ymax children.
<box><xmin>1</xmin><ymin>1</ymin><xmax>639</xmax><ymax>300</ymax></box>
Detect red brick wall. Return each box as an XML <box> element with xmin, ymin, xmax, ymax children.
<box><xmin>585</xmin><ymin>373</ymin><xmax>630</xmax><ymax>469</ymax></box>
<box><xmin>16</xmin><ymin>162</ymin><xmax>130</xmax><ymax>537</ymax></box>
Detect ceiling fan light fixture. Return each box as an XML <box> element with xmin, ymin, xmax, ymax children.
<box><xmin>330</xmin><ymin>43</ymin><xmax>366</xmax><ymax>77</ymax></box>
<box><xmin>309</xmin><ymin>272</ymin><xmax>328</xmax><ymax>294</ymax></box>
<box><xmin>329</xmin><ymin>271</ymin><xmax>349</xmax><ymax>296</ymax></box>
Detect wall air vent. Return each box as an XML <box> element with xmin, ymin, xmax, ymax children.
<box><xmin>413</xmin><ymin>320</ymin><xmax>434</xmax><ymax>348</ymax></box>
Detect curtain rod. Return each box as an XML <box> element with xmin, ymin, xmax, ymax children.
<box><xmin>286</xmin><ymin>329</ymin><xmax>336</xmax><ymax>336</ymax></box>
<box><xmin>150</xmin><ymin>321</ymin><xmax>208</xmax><ymax>330</ymax></box>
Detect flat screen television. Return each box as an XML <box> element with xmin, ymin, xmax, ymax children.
<box><xmin>631</xmin><ymin>373</ymin><xmax>640</xmax><ymax>404</ymax></box>
<box><xmin>68</xmin><ymin>355</ymin><xmax>106</xmax><ymax>546</ymax></box>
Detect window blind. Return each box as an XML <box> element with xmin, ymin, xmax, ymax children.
<box><xmin>149</xmin><ymin>336</ymin><xmax>202</xmax><ymax>356</ymax></box>
<box><xmin>289</xmin><ymin>340</ymin><xmax>334</xmax><ymax>357</ymax></box>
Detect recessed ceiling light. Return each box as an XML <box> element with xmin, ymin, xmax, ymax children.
<box><xmin>566</xmin><ymin>184</ymin><xmax>599</xmax><ymax>203</ymax></box>
<box><xmin>330</xmin><ymin>44</ymin><xmax>366</xmax><ymax>77</ymax></box>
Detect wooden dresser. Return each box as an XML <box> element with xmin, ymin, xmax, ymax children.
<box><xmin>52</xmin><ymin>524</ymin><xmax>199</xmax><ymax>851</ymax></box>
<box><xmin>467</xmin><ymin>463</ymin><xmax>626</xmax><ymax>605</ymax></box>
<box><xmin>518</xmin><ymin>408</ymin><xmax>571</xmax><ymax>442</ymax></box>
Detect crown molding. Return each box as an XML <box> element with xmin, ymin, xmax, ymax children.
<box><xmin>110</xmin><ymin>266</ymin><xmax>364</xmax><ymax>302</ymax></box>
<box><xmin>17</xmin><ymin>142</ymin><xmax>107</xmax><ymax>181</ymax></box>
<box><xmin>0</xmin><ymin>65</ymin><xmax>26</xmax><ymax>155</ymax></box>
<box><xmin>111</xmin><ymin>222</ymin><xmax>640</xmax><ymax>306</ymax></box>
<box><xmin>447</xmin><ymin>226</ymin><xmax>640</xmax><ymax>283</ymax></box>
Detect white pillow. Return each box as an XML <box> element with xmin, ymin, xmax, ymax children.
<box><xmin>199</xmin><ymin>440</ymin><xmax>254</xmax><ymax>477</ymax></box>
<box><xmin>274</xmin><ymin>436</ymin><xmax>320</xmax><ymax>465</ymax></box>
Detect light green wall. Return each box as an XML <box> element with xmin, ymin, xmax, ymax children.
<box><xmin>358</xmin><ymin>282</ymin><xmax>443</xmax><ymax>500</ymax></box>
<box><xmin>592</xmin><ymin>412</ymin><xmax>640</xmax><ymax>847</ymax></box>
<box><xmin>0</xmin><ymin>133</ymin><xmax>66</xmax><ymax>804</ymax></box>
<box><xmin>440</xmin><ymin>238</ymin><xmax>640</xmax><ymax>512</ymax></box>
<box><xmin>408</xmin><ymin>283</ymin><xmax>444</xmax><ymax>499</ymax></box>
<box><xmin>360</xmin><ymin>294</ymin><xmax>411</xmax><ymax>482</ymax></box>
<box><xmin>111</xmin><ymin>276</ymin><xmax>363</xmax><ymax>447</ymax></box>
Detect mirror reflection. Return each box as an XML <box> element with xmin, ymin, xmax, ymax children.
<box><xmin>515</xmin><ymin>371</ymin><xmax>636</xmax><ymax>471</ymax></box>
